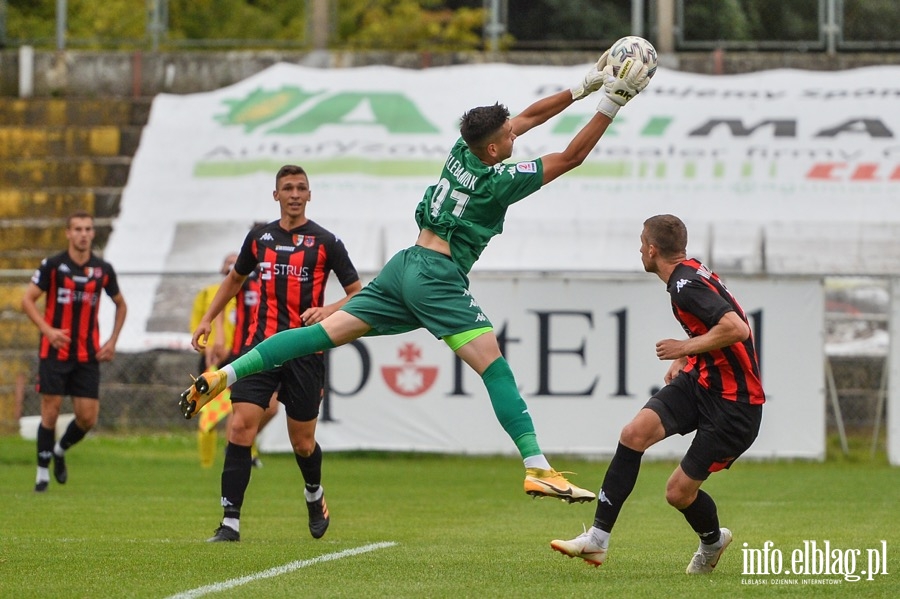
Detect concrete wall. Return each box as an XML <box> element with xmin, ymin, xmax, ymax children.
<box><xmin>2</xmin><ymin>49</ymin><xmax>899</xmax><ymax>98</ymax></box>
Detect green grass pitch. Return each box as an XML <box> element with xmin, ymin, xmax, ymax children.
<box><xmin>1</xmin><ymin>433</ymin><xmax>898</xmax><ymax>598</ymax></box>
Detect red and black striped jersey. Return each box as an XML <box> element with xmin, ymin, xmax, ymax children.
<box><xmin>230</xmin><ymin>270</ymin><xmax>260</xmax><ymax>356</ymax></box>
<box><xmin>31</xmin><ymin>251</ymin><xmax>121</xmax><ymax>362</ymax></box>
<box><xmin>233</xmin><ymin>220</ymin><xmax>359</xmax><ymax>347</ymax></box>
<box><xmin>666</xmin><ymin>258</ymin><xmax>765</xmax><ymax>405</ymax></box>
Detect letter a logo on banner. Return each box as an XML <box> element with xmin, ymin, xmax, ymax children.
<box><xmin>381</xmin><ymin>343</ymin><xmax>438</xmax><ymax>397</ymax></box>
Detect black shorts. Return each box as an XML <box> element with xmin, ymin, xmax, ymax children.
<box><xmin>230</xmin><ymin>353</ymin><xmax>324</xmax><ymax>422</ymax></box>
<box><xmin>645</xmin><ymin>373</ymin><xmax>762</xmax><ymax>481</ymax></box>
<box><xmin>37</xmin><ymin>359</ymin><xmax>101</xmax><ymax>399</ymax></box>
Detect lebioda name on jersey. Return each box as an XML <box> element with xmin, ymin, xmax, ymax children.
<box><xmin>445</xmin><ymin>156</ymin><xmax>478</xmax><ymax>190</ymax></box>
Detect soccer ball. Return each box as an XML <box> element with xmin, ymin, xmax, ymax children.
<box><xmin>608</xmin><ymin>36</ymin><xmax>658</xmax><ymax>79</ymax></box>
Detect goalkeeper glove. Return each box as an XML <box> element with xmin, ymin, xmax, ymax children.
<box><xmin>596</xmin><ymin>58</ymin><xmax>651</xmax><ymax>119</ymax></box>
<box><xmin>570</xmin><ymin>50</ymin><xmax>609</xmax><ymax>101</ymax></box>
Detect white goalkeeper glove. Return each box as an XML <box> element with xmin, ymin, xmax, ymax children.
<box><xmin>596</xmin><ymin>58</ymin><xmax>651</xmax><ymax>119</ymax></box>
<box><xmin>570</xmin><ymin>50</ymin><xmax>609</xmax><ymax>101</ymax></box>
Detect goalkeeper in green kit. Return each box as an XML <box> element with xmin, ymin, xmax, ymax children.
<box><xmin>181</xmin><ymin>53</ymin><xmax>651</xmax><ymax>503</ymax></box>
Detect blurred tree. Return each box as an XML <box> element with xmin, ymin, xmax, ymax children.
<box><xmin>0</xmin><ymin>0</ymin><xmax>894</xmax><ymax>50</ymax></box>
<box><xmin>843</xmin><ymin>0</ymin><xmax>900</xmax><ymax>42</ymax></box>
<box><xmin>445</xmin><ymin>0</ymin><xmax>631</xmax><ymax>49</ymax></box>
<box><xmin>5</xmin><ymin>0</ymin><xmax>145</xmax><ymax>47</ymax></box>
<box><xmin>739</xmin><ymin>0</ymin><xmax>819</xmax><ymax>41</ymax></box>
<box><xmin>682</xmin><ymin>0</ymin><xmax>751</xmax><ymax>41</ymax></box>
<box><xmin>5</xmin><ymin>1</ymin><xmax>56</xmax><ymax>43</ymax></box>
<box><xmin>505</xmin><ymin>0</ymin><xmax>631</xmax><ymax>49</ymax></box>
<box><xmin>335</xmin><ymin>0</ymin><xmax>485</xmax><ymax>51</ymax></box>
<box><xmin>683</xmin><ymin>0</ymin><xmax>820</xmax><ymax>43</ymax></box>
<box><xmin>168</xmin><ymin>0</ymin><xmax>305</xmax><ymax>44</ymax></box>
<box><xmin>66</xmin><ymin>0</ymin><xmax>146</xmax><ymax>46</ymax></box>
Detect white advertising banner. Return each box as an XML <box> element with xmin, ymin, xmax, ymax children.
<box><xmin>102</xmin><ymin>63</ymin><xmax>899</xmax><ymax>352</ymax></box>
<box><xmin>258</xmin><ymin>275</ymin><xmax>824</xmax><ymax>459</ymax></box>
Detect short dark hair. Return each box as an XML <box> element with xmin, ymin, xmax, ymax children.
<box><xmin>643</xmin><ymin>214</ymin><xmax>688</xmax><ymax>257</ymax></box>
<box><xmin>275</xmin><ymin>164</ymin><xmax>308</xmax><ymax>187</ymax></box>
<box><xmin>66</xmin><ymin>210</ymin><xmax>94</xmax><ymax>228</ymax></box>
<box><xmin>459</xmin><ymin>103</ymin><xmax>510</xmax><ymax>148</ymax></box>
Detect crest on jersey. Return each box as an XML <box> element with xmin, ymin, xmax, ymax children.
<box><xmin>516</xmin><ymin>161</ymin><xmax>537</xmax><ymax>173</ymax></box>
<box><xmin>85</xmin><ymin>267</ymin><xmax>103</xmax><ymax>279</ymax></box>
<box><xmin>294</xmin><ymin>234</ymin><xmax>316</xmax><ymax>247</ymax></box>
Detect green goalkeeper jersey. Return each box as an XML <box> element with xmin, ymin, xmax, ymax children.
<box><xmin>414</xmin><ymin>137</ymin><xmax>544</xmax><ymax>274</ymax></box>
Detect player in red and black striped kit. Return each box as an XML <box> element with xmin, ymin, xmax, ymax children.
<box><xmin>188</xmin><ymin>165</ymin><xmax>361</xmax><ymax>543</ymax></box>
<box><xmin>224</xmin><ymin>265</ymin><xmax>278</xmax><ymax>467</ymax></box>
<box><xmin>21</xmin><ymin>211</ymin><xmax>127</xmax><ymax>493</ymax></box>
<box><xmin>552</xmin><ymin>214</ymin><xmax>765</xmax><ymax>574</ymax></box>
<box><xmin>230</xmin><ymin>269</ymin><xmax>260</xmax><ymax>358</ymax></box>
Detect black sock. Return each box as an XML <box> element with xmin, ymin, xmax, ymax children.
<box><xmin>59</xmin><ymin>420</ymin><xmax>87</xmax><ymax>451</ymax></box>
<box><xmin>37</xmin><ymin>425</ymin><xmax>55</xmax><ymax>468</ymax></box>
<box><xmin>593</xmin><ymin>442</ymin><xmax>644</xmax><ymax>533</ymax></box>
<box><xmin>221</xmin><ymin>442</ymin><xmax>253</xmax><ymax>520</ymax></box>
<box><xmin>295</xmin><ymin>442</ymin><xmax>323</xmax><ymax>489</ymax></box>
<box><xmin>678</xmin><ymin>489</ymin><xmax>721</xmax><ymax>545</ymax></box>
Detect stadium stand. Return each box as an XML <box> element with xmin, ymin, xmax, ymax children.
<box><xmin>0</xmin><ymin>98</ymin><xmax>150</xmax><ymax>432</ymax></box>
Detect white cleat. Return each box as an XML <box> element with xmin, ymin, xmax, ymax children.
<box><xmin>550</xmin><ymin>530</ymin><xmax>608</xmax><ymax>567</ymax></box>
<box><xmin>686</xmin><ymin>527</ymin><xmax>733</xmax><ymax>574</ymax></box>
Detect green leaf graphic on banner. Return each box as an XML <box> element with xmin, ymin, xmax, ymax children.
<box><xmin>216</xmin><ymin>86</ymin><xmax>323</xmax><ymax>132</ymax></box>
<box><xmin>270</xmin><ymin>93</ymin><xmax>440</xmax><ymax>134</ymax></box>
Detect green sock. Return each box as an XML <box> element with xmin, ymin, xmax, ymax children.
<box><xmin>481</xmin><ymin>357</ymin><xmax>541</xmax><ymax>459</ymax></box>
<box><xmin>230</xmin><ymin>349</ymin><xmax>264</xmax><ymax>380</ymax></box>
<box><xmin>230</xmin><ymin>323</ymin><xmax>335</xmax><ymax>380</ymax></box>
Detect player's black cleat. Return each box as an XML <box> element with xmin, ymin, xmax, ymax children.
<box><xmin>207</xmin><ymin>524</ymin><xmax>240</xmax><ymax>542</ymax></box>
<box><xmin>53</xmin><ymin>454</ymin><xmax>67</xmax><ymax>484</ymax></box>
<box><xmin>306</xmin><ymin>492</ymin><xmax>330</xmax><ymax>539</ymax></box>
<box><xmin>34</xmin><ymin>480</ymin><xmax>49</xmax><ymax>493</ymax></box>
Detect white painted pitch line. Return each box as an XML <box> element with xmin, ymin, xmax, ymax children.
<box><xmin>165</xmin><ymin>541</ymin><xmax>398</xmax><ymax>599</ymax></box>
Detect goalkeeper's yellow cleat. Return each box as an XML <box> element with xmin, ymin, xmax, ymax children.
<box><xmin>524</xmin><ymin>468</ymin><xmax>596</xmax><ymax>504</ymax></box>
<box><xmin>179</xmin><ymin>370</ymin><xmax>229</xmax><ymax>419</ymax></box>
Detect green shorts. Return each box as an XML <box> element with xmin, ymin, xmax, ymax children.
<box><xmin>342</xmin><ymin>245</ymin><xmax>493</xmax><ymax>340</ymax></box>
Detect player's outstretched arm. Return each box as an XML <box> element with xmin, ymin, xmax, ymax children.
<box><xmin>570</xmin><ymin>50</ymin><xmax>609</xmax><ymax>101</ymax></box>
<box><xmin>510</xmin><ymin>52</ymin><xmax>608</xmax><ymax>136</ymax></box>
<box><xmin>509</xmin><ymin>91</ymin><xmax>573</xmax><ymax>137</ymax></box>
<box><xmin>541</xmin><ymin>58</ymin><xmax>650</xmax><ymax>185</ymax></box>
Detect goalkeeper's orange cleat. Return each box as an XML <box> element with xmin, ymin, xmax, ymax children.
<box><xmin>524</xmin><ymin>468</ymin><xmax>596</xmax><ymax>503</ymax></box>
<box><xmin>179</xmin><ymin>370</ymin><xmax>229</xmax><ymax>419</ymax></box>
